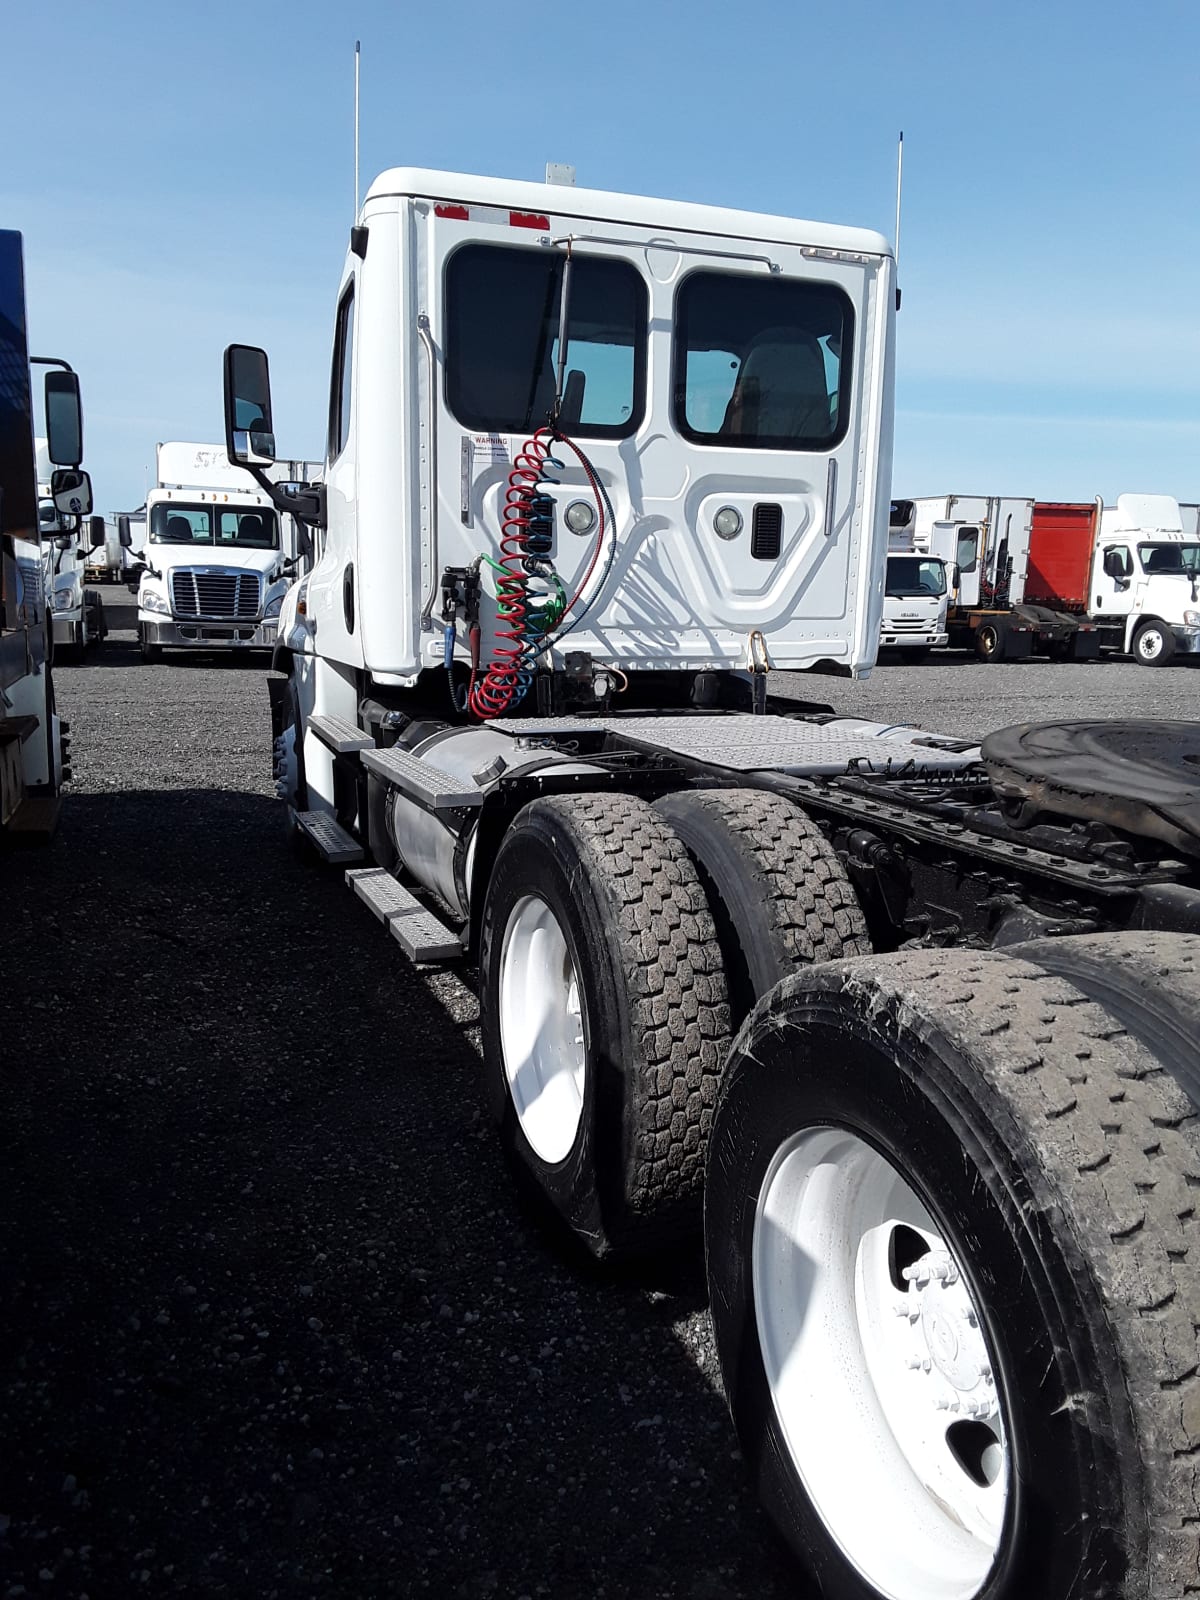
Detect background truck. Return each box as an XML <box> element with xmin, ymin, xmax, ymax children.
<box><xmin>1026</xmin><ymin>493</ymin><xmax>1200</xmax><ymax>666</ymax></box>
<box><xmin>134</xmin><ymin>442</ymin><xmax>313</xmax><ymax>661</ymax></box>
<box><xmin>36</xmin><ymin>438</ymin><xmax>106</xmax><ymax>658</ymax></box>
<box><xmin>222</xmin><ymin>166</ymin><xmax>1199</xmax><ymax>1600</ymax></box>
<box><xmin>903</xmin><ymin>494</ymin><xmax>1102</xmax><ymax>661</ymax></box>
<box><xmin>84</xmin><ymin>514</ymin><xmax>134</xmax><ymax>584</ymax></box>
<box><xmin>1</xmin><ymin>230</ymin><xmax>89</xmax><ymax>834</ymax></box>
<box><xmin>879</xmin><ymin>503</ymin><xmax>949</xmax><ymax>654</ymax></box>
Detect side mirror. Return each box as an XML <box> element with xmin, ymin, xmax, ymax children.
<box><xmin>88</xmin><ymin>515</ymin><xmax>106</xmax><ymax>548</ymax></box>
<box><xmin>44</xmin><ymin>370</ymin><xmax>83</xmax><ymax>467</ymax></box>
<box><xmin>1103</xmin><ymin>549</ymin><xmax>1126</xmax><ymax>579</ymax></box>
<box><xmin>50</xmin><ymin>467</ymin><xmax>93</xmax><ymax>518</ymax></box>
<box><xmin>223</xmin><ymin>344</ymin><xmax>276</xmax><ymax>465</ymax></box>
<box><xmin>951</xmin><ymin>564</ymin><xmax>961</xmax><ymax>590</ymax></box>
<box><xmin>117</xmin><ymin>514</ymin><xmax>133</xmax><ymax>549</ymax></box>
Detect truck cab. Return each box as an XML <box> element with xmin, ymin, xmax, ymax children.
<box><xmin>880</xmin><ymin>505</ymin><xmax>949</xmax><ymax>652</ymax></box>
<box><xmin>37</xmin><ymin>440</ymin><xmax>106</xmax><ymax>659</ymax></box>
<box><xmin>1091</xmin><ymin>493</ymin><xmax>1200</xmax><ymax>665</ymax></box>
<box><xmin>136</xmin><ymin>443</ymin><xmax>297</xmax><ymax>661</ymax></box>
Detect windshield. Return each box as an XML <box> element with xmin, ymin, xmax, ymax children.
<box><xmin>149</xmin><ymin>502</ymin><xmax>279</xmax><ymax>549</ymax></box>
<box><xmin>885</xmin><ymin>556</ymin><xmax>946</xmax><ymax>598</ymax></box>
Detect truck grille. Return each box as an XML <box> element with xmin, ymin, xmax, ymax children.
<box><xmin>890</xmin><ymin>618</ymin><xmax>931</xmax><ymax>632</ymax></box>
<box><xmin>171</xmin><ymin>570</ymin><xmax>261</xmax><ymax>620</ymax></box>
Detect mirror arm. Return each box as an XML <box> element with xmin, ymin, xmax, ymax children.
<box><xmin>241</xmin><ymin>461</ymin><xmax>328</xmax><ymax>530</ymax></box>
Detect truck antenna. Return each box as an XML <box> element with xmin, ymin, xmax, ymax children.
<box><xmin>354</xmin><ymin>39</ymin><xmax>361</xmax><ymax>221</ymax></box>
<box><xmin>894</xmin><ymin>130</ymin><xmax>903</xmax><ymax>310</ymax></box>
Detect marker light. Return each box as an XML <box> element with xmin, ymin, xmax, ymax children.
<box><xmin>714</xmin><ymin>506</ymin><xmax>743</xmax><ymax>540</ymax></box>
<box><xmin>565</xmin><ymin>499</ymin><xmax>596</xmax><ymax>536</ymax></box>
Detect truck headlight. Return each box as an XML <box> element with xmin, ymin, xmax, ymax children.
<box><xmin>1184</xmin><ymin>610</ymin><xmax>1200</xmax><ymax>626</ymax></box>
<box><xmin>50</xmin><ymin>585</ymin><xmax>78</xmax><ymax>614</ymax></box>
<box><xmin>142</xmin><ymin>589</ymin><xmax>170</xmax><ymax>615</ymax></box>
<box><xmin>264</xmin><ymin>593</ymin><xmax>285</xmax><ymax>619</ymax></box>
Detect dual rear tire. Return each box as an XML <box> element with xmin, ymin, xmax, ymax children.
<box><xmin>479</xmin><ymin>788</ymin><xmax>865</xmax><ymax>1257</ymax></box>
<box><xmin>477</xmin><ymin>786</ymin><xmax>1200</xmax><ymax>1597</ymax></box>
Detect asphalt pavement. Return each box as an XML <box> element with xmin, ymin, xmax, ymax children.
<box><xmin>1</xmin><ymin>600</ymin><xmax>1196</xmax><ymax>1598</ymax></box>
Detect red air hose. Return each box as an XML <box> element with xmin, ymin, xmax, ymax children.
<box><xmin>467</xmin><ymin>427</ymin><xmax>605</xmax><ymax>720</ymax></box>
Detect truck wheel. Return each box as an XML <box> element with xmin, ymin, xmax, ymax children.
<box><xmin>273</xmin><ymin>678</ymin><xmax>309</xmax><ymax>854</ymax></box>
<box><xmin>706</xmin><ymin>948</ymin><xmax>1199</xmax><ymax>1600</ymax></box>
<box><xmin>1016</xmin><ymin>930</ymin><xmax>1200</xmax><ymax>1108</ymax></box>
<box><xmin>655</xmin><ymin>788</ymin><xmax>869</xmax><ymax>1025</ymax></box>
<box><xmin>479</xmin><ymin>794</ymin><xmax>731</xmax><ymax>1256</ymax></box>
<box><xmin>1133</xmin><ymin>620</ymin><xmax>1176</xmax><ymax>667</ymax></box>
<box><xmin>975</xmin><ymin>622</ymin><xmax>1004</xmax><ymax>661</ymax></box>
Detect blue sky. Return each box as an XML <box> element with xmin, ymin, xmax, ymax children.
<box><xmin>8</xmin><ymin>0</ymin><xmax>1199</xmax><ymax>512</ymax></box>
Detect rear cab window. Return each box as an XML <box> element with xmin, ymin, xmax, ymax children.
<box><xmin>445</xmin><ymin>244</ymin><xmax>647</xmax><ymax>437</ymax></box>
<box><xmin>672</xmin><ymin>270</ymin><xmax>854</xmax><ymax>450</ymax></box>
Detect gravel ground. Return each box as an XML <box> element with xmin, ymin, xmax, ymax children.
<box><xmin>2</xmin><ymin>597</ymin><xmax>1195</xmax><ymax>1598</ymax></box>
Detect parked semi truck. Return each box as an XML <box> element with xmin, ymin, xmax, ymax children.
<box><xmin>1</xmin><ymin>230</ymin><xmax>89</xmax><ymax>834</ymax></box>
<box><xmin>222</xmin><ymin>167</ymin><xmax>1199</xmax><ymax>1599</ymax></box>
<box><xmin>1026</xmin><ymin>493</ymin><xmax>1200</xmax><ymax>666</ymax></box>
<box><xmin>134</xmin><ymin>442</ymin><xmax>314</xmax><ymax>661</ymax></box>
<box><xmin>36</xmin><ymin>439</ymin><xmax>106</xmax><ymax>658</ymax></box>
<box><xmin>879</xmin><ymin>501</ymin><xmax>949</xmax><ymax>654</ymax></box>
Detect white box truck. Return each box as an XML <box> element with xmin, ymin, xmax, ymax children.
<box><xmin>220</xmin><ymin>166</ymin><xmax>1200</xmax><ymax>1600</ymax></box>
<box><xmin>879</xmin><ymin>502</ymin><xmax>949</xmax><ymax>654</ymax></box>
<box><xmin>133</xmin><ymin>442</ymin><xmax>309</xmax><ymax>661</ymax></box>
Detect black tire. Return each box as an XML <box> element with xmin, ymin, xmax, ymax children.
<box><xmin>1017</xmin><ymin>930</ymin><xmax>1200</xmax><ymax>1108</ymax></box>
<box><xmin>1133</xmin><ymin>620</ymin><xmax>1176</xmax><ymax>667</ymax></box>
<box><xmin>275</xmin><ymin>677</ymin><xmax>309</xmax><ymax>856</ymax></box>
<box><xmin>139</xmin><ymin>626</ymin><xmax>162</xmax><ymax>663</ymax></box>
<box><xmin>479</xmin><ymin>794</ymin><xmax>731</xmax><ymax>1257</ymax></box>
<box><xmin>654</xmin><ymin>788</ymin><xmax>869</xmax><ymax>1025</ymax></box>
<box><xmin>975</xmin><ymin>622</ymin><xmax>1004</xmax><ymax>661</ymax></box>
<box><xmin>706</xmin><ymin>947</ymin><xmax>1200</xmax><ymax>1600</ymax></box>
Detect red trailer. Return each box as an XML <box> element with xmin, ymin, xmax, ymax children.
<box><xmin>1026</xmin><ymin>501</ymin><xmax>1101</xmax><ymax>612</ymax></box>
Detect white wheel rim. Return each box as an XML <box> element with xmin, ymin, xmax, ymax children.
<box><xmin>753</xmin><ymin>1127</ymin><xmax>1009</xmax><ymax>1600</ymax></box>
<box><xmin>498</xmin><ymin>895</ymin><xmax>587</xmax><ymax>1165</ymax></box>
<box><xmin>1139</xmin><ymin>629</ymin><xmax>1162</xmax><ymax>659</ymax></box>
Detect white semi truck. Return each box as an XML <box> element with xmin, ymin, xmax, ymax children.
<box><xmin>36</xmin><ymin>438</ymin><xmax>106</xmax><ymax>658</ymax></box>
<box><xmin>1</xmin><ymin>231</ymin><xmax>90</xmax><ymax>833</ymax></box>
<box><xmin>134</xmin><ymin>442</ymin><xmax>310</xmax><ymax>661</ymax></box>
<box><xmin>223</xmin><ymin>168</ymin><xmax>1199</xmax><ymax>1600</ymax></box>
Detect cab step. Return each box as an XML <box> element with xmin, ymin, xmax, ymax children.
<box><xmin>308</xmin><ymin>713</ymin><xmax>374</xmax><ymax>755</ymax></box>
<box><xmin>345</xmin><ymin>867</ymin><xmax>463</xmax><ymax>961</ymax></box>
<box><xmin>360</xmin><ymin>746</ymin><xmax>483</xmax><ymax>812</ymax></box>
<box><xmin>295</xmin><ymin>809</ymin><xmax>364</xmax><ymax>863</ymax></box>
